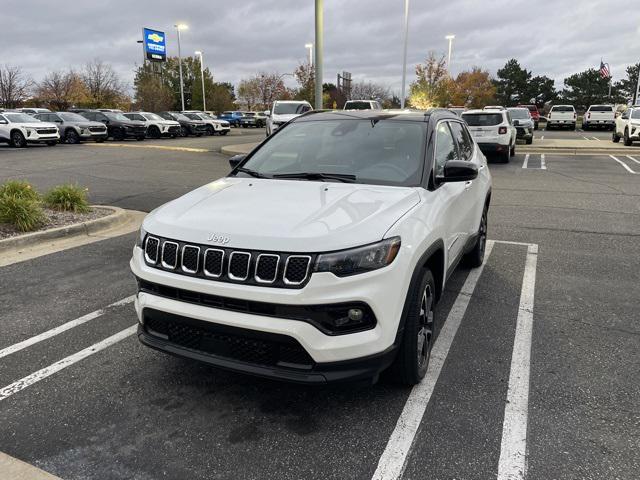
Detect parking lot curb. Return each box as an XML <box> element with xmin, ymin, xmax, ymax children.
<box><xmin>220</xmin><ymin>142</ymin><xmax>259</xmax><ymax>156</ymax></box>
<box><xmin>0</xmin><ymin>452</ymin><xmax>62</xmax><ymax>480</ymax></box>
<box><xmin>0</xmin><ymin>206</ymin><xmax>130</xmax><ymax>255</ymax></box>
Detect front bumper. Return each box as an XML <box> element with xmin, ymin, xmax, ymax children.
<box><xmin>583</xmin><ymin>120</ymin><xmax>614</xmax><ymax>127</ymax></box>
<box><xmin>515</xmin><ymin>126</ymin><xmax>533</xmax><ymax>139</ymax></box>
<box><xmin>79</xmin><ymin>128</ymin><xmax>107</xmax><ymax>141</ymax></box>
<box><xmin>137</xmin><ymin>309</ymin><xmax>396</xmax><ymax>384</ymax></box>
<box><xmin>25</xmin><ymin>130</ymin><xmax>60</xmax><ymax>143</ymax></box>
<box><xmin>130</xmin><ymin>244</ymin><xmax>411</xmax><ymax>368</ymax></box>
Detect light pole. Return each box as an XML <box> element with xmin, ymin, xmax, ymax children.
<box><xmin>305</xmin><ymin>43</ymin><xmax>313</xmax><ymax>66</ymax></box>
<box><xmin>195</xmin><ymin>50</ymin><xmax>206</xmax><ymax>111</ymax></box>
<box><xmin>136</xmin><ymin>40</ymin><xmax>145</xmax><ymax>66</ymax></box>
<box><xmin>314</xmin><ymin>0</ymin><xmax>323</xmax><ymax>110</ymax></box>
<box><xmin>445</xmin><ymin>34</ymin><xmax>455</xmax><ymax>74</ymax></box>
<box><xmin>400</xmin><ymin>0</ymin><xmax>410</xmax><ymax>109</ymax></box>
<box><xmin>174</xmin><ymin>23</ymin><xmax>188</xmax><ymax>111</ymax></box>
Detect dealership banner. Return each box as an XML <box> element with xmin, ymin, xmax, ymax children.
<box><xmin>143</xmin><ymin>28</ymin><xmax>166</xmax><ymax>62</ymax></box>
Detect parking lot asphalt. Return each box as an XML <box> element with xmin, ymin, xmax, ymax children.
<box><xmin>1</xmin><ymin>136</ymin><xmax>639</xmax><ymax>479</ymax></box>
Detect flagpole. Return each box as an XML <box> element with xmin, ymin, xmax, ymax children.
<box><xmin>606</xmin><ymin>63</ymin><xmax>612</xmax><ymax>99</ymax></box>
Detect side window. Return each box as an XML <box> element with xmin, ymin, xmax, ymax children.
<box><xmin>505</xmin><ymin>112</ymin><xmax>512</xmax><ymax>125</ymax></box>
<box><xmin>434</xmin><ymin>122</ymin><xmax>457</xmax><ymax>177</ymax></box>
<box><xmin>622</xmin><ymin>111</ymin><xmax>629</xmax><ymax>120</ymax></box>
<box><xmin>0</xmin><ymin>115</ymin><xmax>7</xmax><ymax>124</ymax></box>
<box><xmin>51</xmin><ymin>114</ymin><xmax>62</xmax><ymax>122</ymax></box>
<box><xmin>449</xmin><ymin>121</ymin><xmax>473</xmax><ymax>160</ymax></box>
<box><xmin>97</xmin><ymin>114</ymin><xmax>108</xmax><ymax>121</ymax></box>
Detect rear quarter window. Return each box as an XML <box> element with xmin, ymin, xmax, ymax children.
<box><xmin>589</xmin><ymin>105</ymin><xmax>613</xmax><ymax>112</ymax></box>
<box><xmin>462</xmin><ymin>113</ymin><xmax>503</xmax><ymax>126</ymax></box>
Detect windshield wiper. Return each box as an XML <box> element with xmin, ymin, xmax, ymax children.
<box><xmin>235</xmin><ymin>167</ymin><xmax>268</xmax><ymax>178</ymax></box>
<box><xmin>272</xmin><ymin>172</ymin><xmax>357</xmax><ymax>183</ymax></box>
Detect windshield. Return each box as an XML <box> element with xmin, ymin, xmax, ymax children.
<box><xmin>59</xmin><ymin>112</ymin><xmax>87</xmax><ymax>122</ymax></box>
<box><xmin>172</xmin><ymin>113</ymin><xmax>190</xmax><ymax>121</ymax></box>
<box><xmin>5</xmin><ymin>113</ymin><xmax>39</xmax><ymax>123</ymax></box>
<box><xmin>589</xmin><ymin>105</ymin><xmax>613</xmax><ymax>112</ymax></box>
<box><xmin>244</xmin><ymin>112</ymin><xmax>256</xmax><ymax>117</ymax></box>
<box><xmin>345</xmin><ymin>101</ymin><xmax>373</xmax><ymax>110</ymax></box>
<box><xmin>551</xmin><ymin>106</ymin><xmax>574</xmax><ymax>112</ymax></box>
<box><xmin>273</xmin><ymin>103</ymin><xmax>311</xmax><ymax>115</ymax></box>
<box><xmin>184</xmin><ymin>113</ymin><xmax>201</xmax><ymax>120</ymax></box>
<box><xmin>143</xmin><ymin>113</ymin><xmax>164</xmax><ymax>121</ymax></box>
<box><xmin>508</xmin><ymin>109</ymin><xmax>530</xmax><ymax>119</ymax></box>
<box><xmin>631</xmin><ymin>110</ymin><xmax>640</xmax><ymax>119</ymax></box>
<box><xmin>462</xmin><ymin>113</ymin><xmax>502</xmax><ymax>126</ymax></box>
<box><xmin>237</xmin><ymin>119</ymin><xmax>425</xmax><ymax>186</ymax></box>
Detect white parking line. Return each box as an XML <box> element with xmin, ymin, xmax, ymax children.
<box><xmin>540</xmin><ymin>154</ymin><xmax>546</xmax><ymax>170</ymax></box>
<box><xmin>497</xmin><ymin>243</ymin><xmax>538</xmax><ymax>480</ymax></box>
<box><xmin>0</xmin><ymin>325</ymin><xmax>136</xmax><ymax>402</ymax></box>
<box><xmin>626</xmin><ymin>155</ymin><xmax>640</xmax><ymax>165</ymax></box>
<box><xmin>609</xmin><ymin>155</ymin><xmax>639</xmax><ymax>174</ymax></box>
<box><xmin>522</xmin><ymin>154</ymin><xmax>530</xmax><ymax>169</ymax></box>
<box><xmin>540</xmin><ymin>136</ymin><xmax>544</xmax><ymax>140</ymax></box>
<box><xmin>582</xmin><ymin>136</ymin><xmax>590</xmax><ymax>141</ymax></box>
<box><xmin>0</xmin><ymin>295</ymin><xmax>135</xmax><ymax>359</ymax></box>
<box><xmin>591</xmin><ymin>137</ymin><xmax>600</xmax><ymax>141</ymax></box>
<box><xmin>371</xmin><ymin>241</ymin><xmax>495</xmax><ymax>480</ymax></box>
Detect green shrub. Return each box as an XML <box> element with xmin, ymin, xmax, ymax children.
<box><xmin>0</xmin><ymin>195</ymin><xmax>45</xmax><ymax>232</ymax></box>
<box><xmin>0</xmin><ymin>180</ymin><xmax>40</xmax><ymax>202</ymax></box>
<box><xmin>44</xmin><ymin>184</ymin><xmax>91</xmax><ymax>213</ymax></box>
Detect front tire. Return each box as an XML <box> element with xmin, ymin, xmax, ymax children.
<box><xmin>46</xmin><ymin>141</ymin><xmax>57</xmax><ymax>146</ymax></box>
<box><xmin>463</xmin><ymin>206</ymin><xmax>488</xmax><ymax>268</ymax></box>
<box><xmin>9</xmin><ymin>131</ymin><xmax>26</xmax><ymax>148</ymax></box>
<box><xmin>624</xmin><ymin>128</ymin><xmax>632</xmax><ymax>146</ymax></box>
<box><xmin>389</xmin><ymin>269</ymin><xmax>436</xmax><ymax>385</ymax></box>
<box><xmin>149</xmin><ymin>126</ymin><xmax>161</xmax><ymax>139</ymax></box>
<box><xmin>65</xmin><ymin>129</ymin><xmax>80</xmax><ymax>144</ymax></box>
<box><xmin>206</xmin><ymin>125</ymin><xmax>214</xmax><ymax>136</ymax></box>
<box><xmin>612</xmin><ymin>130</ymin><xmax>621</xmax><ymax>143</ymax></box>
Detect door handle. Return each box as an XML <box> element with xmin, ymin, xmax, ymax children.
<box><xmin>464</xmin><ymin>181</ymin><xmax>473</xmax><ymax>190</ymax></box>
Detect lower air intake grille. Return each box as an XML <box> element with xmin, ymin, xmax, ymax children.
<box><xmin>144</xmin><ymin>310</ymin><xmax>314</xmax><ymax>368</ymax></box>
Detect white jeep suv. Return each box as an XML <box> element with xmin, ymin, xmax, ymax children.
<box><xmin>123</xmin><ymin>112</ymin><xmax>181</xmax><ymax>139</ymax></box>
<box><xmin>0</xmin><ymin>111</ymin><xmax>60</xmax><ymax>147</ymax></box>
<box><xmin>613</xmin><ymin>107</ymin><xmax>640</xmax><ymax>146</ymax></box>
<box><xmin>462</xmin><ymin>109</ymin><xmax>517</xmax><ymax>162</ymax></box>
<box><xmin>130</xmin><ymin>109</ymin><xmax>491</xmax><ymax>385</ymax></box>
<box><xmin>265</xmin><ymin>100</ymin><xmax>312</xmax><ymax>136</ymax></box>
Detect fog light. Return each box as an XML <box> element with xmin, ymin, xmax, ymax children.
<box><xmin>348</xmin><ymin>308</ymin><xmax>364</xmax><ymax>322</ymax></box>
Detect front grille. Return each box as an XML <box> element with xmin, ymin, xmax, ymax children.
<box><xmin>144</xmin><ymin>309</ymin><xmax>314</xmax><ymax>369</ymax></box>
<box><xmin>36</xmin><ymin>128</ymin><xmax>57</xmax><ymax>135</ymax></box>
<box><xmin>142</xmin><ymin>235</ymin><xmax>314</xmax><ymax>289</ymax></box>
<box><xmin>168</xmin><ymin>126</ymin><xmax>180</xmax><ymax>134</ymax></box>
<box><xmin>89</xmin><ymin>126</ymin><xmax>106</xmax><ymax>133</ymax></box>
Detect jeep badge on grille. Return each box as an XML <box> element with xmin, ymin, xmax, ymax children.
<box><xmin>207</xmin><ymin>233</ymin><xmax>230</xmax><ymax>245</ymax></box>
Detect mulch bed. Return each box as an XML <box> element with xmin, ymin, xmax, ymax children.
<box><xmin>0</xmin><ymin>207</ymin><xmax>112</xmax><ymax>240</ymax></box>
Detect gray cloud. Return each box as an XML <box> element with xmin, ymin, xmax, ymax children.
<box><xmin>1</xmin><ymin>0</ymin><xmax>636</xmax><ymax>94</ymax></box>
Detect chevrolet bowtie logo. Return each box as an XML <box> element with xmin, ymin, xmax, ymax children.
<box><xmin>148</xmin><ymin>33</ymin><xmax>163</xmax><ymax>43</ymax></box>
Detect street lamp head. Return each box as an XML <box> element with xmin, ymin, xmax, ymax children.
<box><xmin>305</xmin><ymin>43</ymin><xmax>313</xmax><ymax>49</ymax></box>
<box><xmin>194</xmin><ymin>50</ymin><xmax>202</xmax><ymax>56</ymax></box>
<box><xmin>175</xmin><ymin>23</ymin><xmax>189</xmax><ymax>30</ymax></box>
<box><xmin>445</xmin><ymin>34</ymin><xmax>455</xmax><ymax>40</ymax></box>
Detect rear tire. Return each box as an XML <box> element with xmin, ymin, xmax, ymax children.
<box><xmin>624</xmin><ymin>128</ymin><xmax>632</xmax><ymax>146</ymax></box>
<box><xmin>463</xmin><ymin>206</ymin><xmax>488</xmax><ymax>268</ymax></box>
<box><xmin>526</xmin><ymin>137</ymin><xmax>533</xmax><ymax>145</ymax></box>
<box><xmin>389</xmin><ymin>269</ymin><xmax>436</xmax><ymax>386</ymax></box>
<box><xmin>612</xmin><ymin>130</ymin><xmax>621</xmax><ymax>143</ymax></box>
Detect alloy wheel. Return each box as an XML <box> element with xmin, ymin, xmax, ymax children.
<box><xmin>416</xmin><ymin>284</ymin><xmax>434</xmax><ymax>370</ymax></box>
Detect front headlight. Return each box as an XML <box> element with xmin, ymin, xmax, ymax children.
<box><xmin>136</xmin><ymin>226</ymin><xmax>147</xmax><ymax>248</ymax></box>
<box><xmin>314</xmin><ymin>237</ymin><xmax>401</xmax><ymax>277</ymax></box>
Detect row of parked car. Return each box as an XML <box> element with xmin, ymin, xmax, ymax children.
<box><xmin>0</xmin><ymin>108</ymin><xmax>232</xmax><ymax>147</ymax></box>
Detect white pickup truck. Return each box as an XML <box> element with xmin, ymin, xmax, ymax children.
<box><xmin>547</xmin><ymin>105</ymin><xmax>576</xmax><ymax>130</ymax></box>
<box><xmin>582</xmin><ymin>105</ymin><xmax>615</xmax><ymax>131</ymax></box>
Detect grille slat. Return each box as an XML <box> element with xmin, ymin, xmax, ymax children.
<box><xmin>144</xmin><ymin>236</ymin><xmax>313</xmax><ymax>288</ymax></box>
<box><xmin>161</xmin><ymin>242</ymin><xmax>178</xmax><ymax>269</ymax></box>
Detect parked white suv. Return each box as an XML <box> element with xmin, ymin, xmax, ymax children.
<box><xmin>130</xmin><ymin>110</ymin><xmax>491</xmax><ymax>385</ymax></box>
<box><xmin>343</xmin><ymin>100</ymin><xmax>382</xmax><ymax>110</ymax></box>
<box><xmin>265</xmin><ymin>100</ymin><xmax>312</xmax><ymax>136</ymax></box>
<box><xmin>613</xmin><ymin>107</ymin><xmax>640</xmax><ymax>146</ymax></box>
<box><xmin>547</xmin><ymin>105</ymin><xmax>576</xmax><ymax>130</ymax></box>
<box><xmin>462</xmin><ymin>109</ymin><xmax>517</xmax><ymax>162</ymax></box>
<box><xmin>182</xmin><ymin>112</ymin><xmax>231</xmax><ymax>136</ymax></box>
<box><xmin>123</xmin><ymin>112</ymin><xmax>181</xmax><ymax>139</ymax></box>
<box><xmin>583</xmin><ymin>105</ymin><xmax>615</xmax><ymax>131</ymax></box>
<box><xmin>0</xmin><ymin>111</ymin><xmax>60</xmax><ymax>147</ymax></box>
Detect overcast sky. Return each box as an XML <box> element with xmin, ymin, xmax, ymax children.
<box><xmin>2</xmin><ymin>0</ymin><xmax>638</xmax><ymax>94</ymax></box>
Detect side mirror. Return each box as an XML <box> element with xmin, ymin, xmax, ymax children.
<box><xmin>437</xmin><ymin>160</ymin><xmax>478</xmax><ymax>183</ymax></box>
<box><xmin>264</xmin><ymin>110</ymin><xmax>271</xmax><ymax>116</ymax></box>
<box><xmin>228</xmin><ymin>154</ymin><xmax>246</xmax><ymax>169</ymax></box>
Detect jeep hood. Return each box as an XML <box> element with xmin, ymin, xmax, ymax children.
<box><xmin>145</xmin><ymin>178</ymin><xmax>420</xmax><ymax>252</ymax></box>
<box><xmin>272</xmin><ymin>113</ymin><xmax>301</xmax><ymax>123</ymax></box>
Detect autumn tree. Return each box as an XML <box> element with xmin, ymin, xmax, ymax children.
<box><xmin>350</xmin><ymin>81</ymin><xmax>391</xmax><ymax>102</ymax></box>
<box><xmin>133</xmin><ymin>65</ymin><xmax>174</xmax><ymax>112</ymax></box>
<box><xmin>294</xmin><ymin>62</ymin><xmax>315</xmax><ymax>105</ymax></box>
<box><xmin>408</xmin><ymin>52</ymin><xmax>450</xmax><ymax>108</ymax></box>
<box><xmin>0</xmin><ymin>65</ymin><xmax>33</xmax><ymax>108</ymax></box>
<box><xmin>237</xmin><ymin>78</ymin><xmax>261</xmax><ymax>110</ymax></box>
<box><xmin>449</xmin><ymin>67</ymin><xmax>496</xmax><ymax>108</ymax></box>
<box><xmin>37</xmin><ymin>70</ymin><xmax>88</xmax><ymax>110</ymax></box>
<box><xmin>613</xmin><ymin>63</ymin><xmax>640</xmax><ymax>104</ymax></box>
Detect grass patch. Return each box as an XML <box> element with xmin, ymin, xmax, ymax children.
<box><xmin>0</xmin><ymin>195</ymin><xmax>45</xmax><ymax>232</ymax></box>
<box><xmin>0</xmin><ymin>179</ymin><xmax>40</xmax><ymax>202</ymax></box>
<box><xmin>44</xmin><ymin>184</ymin><xmax>91</xmax><ymax>213</ymax></box>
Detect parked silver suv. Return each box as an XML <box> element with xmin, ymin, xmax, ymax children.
<box><xmin>35</xmin><ymin>112</ymin><xmax>107</xmax><ymax>143</ymax></box>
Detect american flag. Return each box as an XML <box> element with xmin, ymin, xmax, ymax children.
<box><xmin>600</xmin><ymin>61</ymin><xmax>611</xmax><ymax>79</ymax></box>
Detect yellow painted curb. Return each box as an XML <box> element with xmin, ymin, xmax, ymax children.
<box><xmin>88</xmin><ymin>143</ymin><xmax>210</xmax><ymax>153</ymax></box>
<box><xmin>0</xmin><ymin>452</ymin><xmax>62</xmax><ymax>480</ymax></box>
